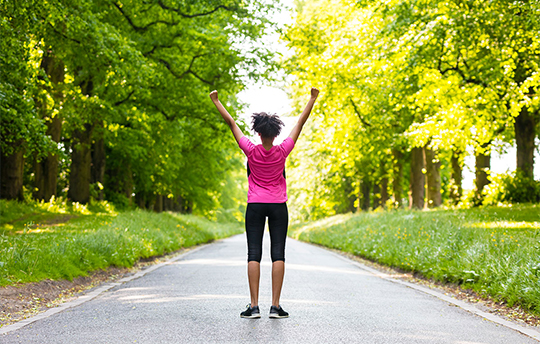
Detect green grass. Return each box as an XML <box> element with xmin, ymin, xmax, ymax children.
<box><xmin>0</xmin><ymin>199</ymin><xmax>243</xmax><ymax>286</ymax></box>
<box><xmin>289</xmin><ymin>204</ymin><xmax>540</xmax><ymax>315</ymax></box>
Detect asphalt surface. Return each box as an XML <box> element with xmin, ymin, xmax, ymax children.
<box><xmin>1</xmin><ymin>232</ymin><xmax>538</xmax><ymax>344</ymax></box>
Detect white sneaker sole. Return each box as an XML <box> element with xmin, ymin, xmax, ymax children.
<box><xmin>269</xmin><ymin>314</ymin><xmax>289</xmax><ymax>318</ymax></box>
<box><xmin>241</xmin><ymin>314</ymin><xmax>261</xmax><ymax>319</ymax></box>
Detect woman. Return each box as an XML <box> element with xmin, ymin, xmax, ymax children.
<box><xmin>209</xmin><ymin>87</ymin><xmax>319</xmax><ymax>319</ymax></box>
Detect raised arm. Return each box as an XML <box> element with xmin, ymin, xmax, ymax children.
<box><xmin>288</xmin><ymin>87</ymin><xmax>319</xmax><ymax>143</ymax></box>
<box><xmin>209</xmin><ymin>90</ymin><xmax>244</xmax><ymax>143</ymax></box>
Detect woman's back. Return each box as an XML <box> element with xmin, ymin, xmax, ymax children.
<box><xmin>239</xmin><ymin>136</ymin><xmax>295</xmax><ymax>203</ymax></box>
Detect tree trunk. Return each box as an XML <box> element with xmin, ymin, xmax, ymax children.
<box><xmin>185</xmin><ymin>199</ymin><xmax>193</xmax><ymax>214</ymax></box>
<box><xmin>380</xmin><ymin>178</ymin><xmax>389</xmax><ymax>206</ymax></box>
<box><xmin>91</xmin><ymin>134</ymin><xmax>105</xmax><ymax>200</ymax></box>
<box><xmin>379</xmin><ymin>159</ymin><xmax>389</xmax><ymax>207</ymax></box>
<box><xmin>124</xmin><ymin>165</ymin><xmax>133</xmax><ymax>206</ymax></box>
<box><xmin>68</xmin><ymin>77</ymin><xmax>94</xmax><ymax>204</ymax></box>
<box><xmin>154</xmin><ymin>194</ymin><xmax>163</xmax><ymax>212</ymax></box>
<box><xmin>163</xmin><ymin>196</ymin><xmax>173</xmax><ymax>211</ymax></box>
<box><xmin>68</xmin><ymin>124</ymin><xmax>93</xmax><ymax>204</ymax></box>
<box><xmin>347</xmin><ymin>193</ymin><xmax>356</xmax><ymax>213</ymax></box>
<box><xmin>34</xmin><ymin>157</ymin><xmax>45</xmax><ymax>200</ymax></box>
<box><xmin>34</xmin><ymin>115</ymin><xmax>62</xmax><ymax>201</ymax></box>
<box><xmin>360</xmin><ymin>175</ymin><xmax>371</xmax><ymax>211</ymax></box>
<box><xmin>0</xmin><ymin>146</ymin><xmax>24</xmax><ymax>200</ymax></box>
<box><xmin>33</xmin><ymin>50</ymin><xmax>64</xmax><ymax>201</ymax></box>
<box><xmin>147</xmin><ymin>194</ymin><xmax>156</xmax><ymax>211</ymax></box>
<box><xmin>425</xmin><ymin>147</ymin><xmax>442</xmax><ymax>208</ymax></box>
<box><xmin>136</xmin><ymin>192</ymin><xmax>146</xmax><ymax>209</ymax></box>
<box><xmin>410</xmin><ymin>147</ymin><xmax>425</xmax><ymax>209</ymax></box>
<box><xmin>173</xmin><ymin>195</ymin><xmax>183</xmax><ymax>212</ymax></box>
<box><xmin>392</xmin><ymin>148</ymin><xmax>404</xmax><ymax>208</ymax></box>
<box><xmin>474</xmin><ymin>146</ymin><xmax>491</xmax><ymax>205</ymax></box>
<box><xmin>344</xmin><ymin>176</ymin><xmax>356</xmax><ymax>213</ymax></box>
<box><xmin>515</xmin><ymin>107</ymin><xmax>536</xmax><ymax>179</ymax></box>
<box><xmin>372</xmin><ymin>183</ymin><xmax>381</xmax><ymax>209</ymax></box>
<box><xmin>450</xmin><ymin>149</ymin><xmax>463</xmax><ymax>205</ymax></box>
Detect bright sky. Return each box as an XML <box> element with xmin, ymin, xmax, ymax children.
<box><xmin>463</xmin><ymin>141</ymin><xmax>540</xmax><ymax>189</ymax></box>
<box><xmin>236</xmin><ymin>0</ymin><xmax>295</xmax><ymax>145</ymax></box>
<box><xmin>237</xmin><ymin>1</ymin><xmax>540</xmax><ymax>190</ymax></box>
<box><xmin>237</xmin><ymin>85</ymin><xmax>296</xmax><ymax>145</ymax></box>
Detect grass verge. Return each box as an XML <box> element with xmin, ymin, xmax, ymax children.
<box><xmin>289</xmin><ymin>204</ymin><xmax>540</xmax><ymax>316</ymax></box>
<box><xmin>0</xmin><ymin>199</ymin><xmax>243</xmax><ymax>286</ymax></box>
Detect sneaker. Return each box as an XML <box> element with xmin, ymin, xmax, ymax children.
<box><xmin>269</xmin><ymin>305</ymin><xmax>289</xmax><ymax>318</ymax></box>
<box><xmin>240</xmin><ymin>304</ymin><xmax>261</xmax><ymax>318</ymax></box>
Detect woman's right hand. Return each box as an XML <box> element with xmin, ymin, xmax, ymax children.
<box><xmin>311</xmin><ymin>87</ymin><xmax>320</xmax><ymax>99</ymax></box>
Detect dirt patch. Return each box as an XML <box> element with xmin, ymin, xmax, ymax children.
<box><xmin>4</xmin><ymin>213</ymin><xmax>38</xmax><ymax>226</ymax></box>
<box><xmin>0</xmin><ymin>248</ymin><xmax>188</xmax><ymax>328</ymax></box>
<box><xmin>13</xmin><ymin>214</ymin><xmax>81</xmax><ymax>234</ymax></box>
<box><xmin>0</xmin><ymin>267</ymin><xmax>130</xmax><ymax>327</ymax></box>
<box><xmin>5</xmin><ymin>214</ymin><xmax>81</xmax><ymax>234</ymax></box>
<box><xmin>7</xmin><ymin>214</ymin><xmax>78</xmax><ymax>227</ymax></box>
<box><xmin>335</xmin><ymin>249</ymin><xmax>540</xmax><ymax>328</ymax></box>
<box><xmin>27</xmin><ymin>214</ymin><xmax>79</xmax><ymax>227</ymax></box>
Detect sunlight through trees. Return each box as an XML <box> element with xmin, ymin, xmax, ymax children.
<box><xmin>284</xmin><ymin>0</ymin><xmax>540</xmax><ymax>219</ymax></box>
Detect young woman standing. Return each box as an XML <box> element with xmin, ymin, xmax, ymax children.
<box><xmin>210</xmin><ymin>87</ymin><xmax>319</xmax><ymax>318</ymax></box>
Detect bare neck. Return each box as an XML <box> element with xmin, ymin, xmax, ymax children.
<box><xmin>261</xmin><ymin>136</ymin><xmax>275</xmax><ymax>151</ymax></box>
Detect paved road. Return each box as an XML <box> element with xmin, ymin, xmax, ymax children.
<box><xmin>1</xmin><ymin>233</ymin><xmax>538</xmax><ymax>343</ymax></box>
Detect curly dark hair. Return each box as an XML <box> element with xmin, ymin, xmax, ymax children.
<box><xmin>251</xmin><ymin>112</ymin><xmax>285</xmax><ymax>138</ymax></box>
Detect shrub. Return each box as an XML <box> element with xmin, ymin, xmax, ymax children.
<box><xmin>484</xmin><ymin>171</ymin><xmax>540</xmax><ymax>205</ymax></box>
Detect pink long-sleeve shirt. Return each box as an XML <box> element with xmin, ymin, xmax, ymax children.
<box><xmin>238</xmin><ymin>136</ymin><xmax>295</xmax><ymax>203</ymax></box>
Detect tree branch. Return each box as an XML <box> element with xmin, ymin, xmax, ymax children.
<box><xmin>114</xmin><ymin>90</ymin><xmax>135</xmax><ymax>106</ymax></box>
<box><xmin>143</xmin><ymin>32</ymin><xmax>184</xmax><ymax>56</ymax></box>
<box><xmin>349</xmin><ymin>98</ymin><xmax>372</xmax><ymax>127</ymax></box>
<box><xmin>148</xmin><ymin>104</ymin><xmax>174</xmax><ymax>120</ymax></box>
<box><xmin>148</xmin><ymin>104</ymin><xmax>221</xmax><ymax>132</ymax></box>
<box><xmin>156</xmin><ymin>58</ymin><xmax>182</xmax><ymax>79</ymax></box>
<box><xmin>154</xmin><ymin>54</ymin><xmax>215</xmax><ymax>85</ymax></box>
<box><xmin>187</xmin><ymin>70</ymin><xmax>214</xmax><ymax>85</ymax></box>
<box><xmin>180</xmin><ymin>54</ymin><xmax>214</xmax><ymax>85</ymax></box>
<box><xmin>437</xmin><ymin>52</ymin><xmax>495</xmax><ymax>91</ymax></box>
<box><xmin>113</xmin><ymin>2</ymin><xmax>144</xmax><ymax>31</ymax></box>
<box><xmin>43</xmin><ymin>20</ymin><xmax>81</xmax><ymax>44</ymax></box>
<box><xmin>113</xmin><ymin>2</ymin><xmax>179</xmax><ymax>31</ymax></box>
<box><xmin>157</xmin><ymin>0</ymin><xmax>236</xmax><ymax>18</ymax></box>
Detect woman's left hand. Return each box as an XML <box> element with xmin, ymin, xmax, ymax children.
<box><xmin>209</xmin><ymin>90</ymin><xmax>219</xmax><ymax>102</ymax></box>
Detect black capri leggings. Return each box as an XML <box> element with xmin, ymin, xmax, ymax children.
<box><xmin>245</xmin><ymin>202</ymin><xmax>288</xmax><ymax>263</ymax></box>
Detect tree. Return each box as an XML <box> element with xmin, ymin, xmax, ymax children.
<box><xmin>284</xmin><ymin>0</ymin><xmax>539</xmax><ymax>218</ymax></box>
<box><xmin>382</xmin><ymin>0</ymin><xmax>540</xmax><ymax>197</ymax></box>
<box><xmin>1</xmin><ymin>0</ymin><xmax>276</xmax><ymax>216</ymax></box>
<box><xmin>0</xmin><ymin>1</ymin><xmax>56</xmax><ymax>200</ymax></box>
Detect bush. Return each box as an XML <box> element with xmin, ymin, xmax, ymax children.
<box><xmin>503</xmin><ymin>171</ymin><xmax>540</xmax><ymax>203</ymax></box>
<box><xmin>104</xmin><ymin>191</ymin><xmax>133</xmax><ymax>211</ymax></box>
<box><xmin>484</xmin><ymin>171</ymin><xmax>540</xmax><ymax>205</ymax></box>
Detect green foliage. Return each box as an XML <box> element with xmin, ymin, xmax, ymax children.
<box><xmin>484</xmin><ymin>171</ymin><xmax>540</xmax><ymax>205</ymax></box>
<box><xmin>0</xmin><ymin>200</ymin><xmax>243</xmax><ymax>286</ymax></box>
<box><xmin>289</xmin><ymin>205</ymin><xmax>540</xmax><ymax>315</ymax></box>
<box><xmin>1</xmin><ymin>0</ymin><xmax>276</xmax><ymax>214</ymax></box>
<box><xmin>0</xmin><ymin>1</ymin><xmax>56</xmax><ymax>157</ymax></box>
<box><xmin>283</xmin><ymin>0</ymin><xmax>540</xmax><ymax>216</ymax></box>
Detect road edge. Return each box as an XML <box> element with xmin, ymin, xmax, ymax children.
<box><xmin>0</xmin><ymin>244</ymin><xmax>208</xmax><ymax>336</ymax></box>
<box><xmin>322</xmin><ymin>246</ymin><xmax>540</xmax><ymax>342</ymax></box>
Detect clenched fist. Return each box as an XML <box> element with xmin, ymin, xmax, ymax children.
<box><xmin>209</xmin><ymin>90</ymin><xmax>219</xmax><ymax>102</ymax></box>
